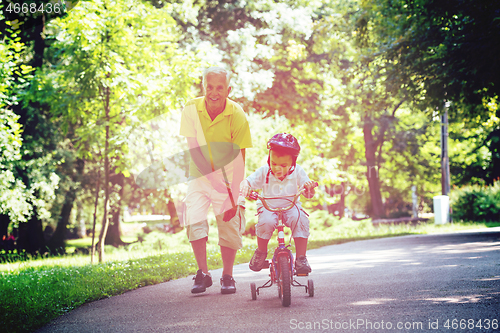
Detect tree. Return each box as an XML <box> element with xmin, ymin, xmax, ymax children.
<box><xmin>30</xmin><ymin>0</ymin><xmax>200</xmax><ymax>261</ymax></box>
<box><xmin>1</xmin><ymin>2</ymin><xmax>71</xmax><ymax>254</ymax></box>
<box><xmin>1</xmin><ymin>16</ymin><xmax>62</xmax><ymax>254</ymax></box>
<box><xmin>0</xmin><ymin>25</ymin><xmax>29</xmax><ymax>230</ymax></box>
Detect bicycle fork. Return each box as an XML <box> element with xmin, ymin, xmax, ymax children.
<box><xmin>273</xmin><ymin>211</ymin><xmax>293</xmax><ymax>280</ymax></box>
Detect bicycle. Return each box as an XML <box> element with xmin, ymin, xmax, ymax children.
<box><xmin>247</xmin><ymin>182</ymin><xmax>318</xmax><ymax>307</ymax></box>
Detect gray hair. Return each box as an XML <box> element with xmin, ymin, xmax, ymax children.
<box><xmin>202</xmin><ymin>67</ymin><xmax>231</xmax><ymax>89</ymax></box>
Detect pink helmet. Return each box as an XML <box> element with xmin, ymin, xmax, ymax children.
<box><xmin>267</xmin><ymin>133</ymin><xmax>300</xmax><ymax>156</ymax></box>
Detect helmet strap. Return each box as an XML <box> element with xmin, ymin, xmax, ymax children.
<box><xmin>266</xmin><ymin>153</ymin><xmax>297</xmax><ymax>184</ymax></box>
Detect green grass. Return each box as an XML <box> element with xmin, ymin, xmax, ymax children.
<box><xmin>1</xmin><ymin>214</ymin><xmax>498</xmax><ymax>333</ymax></box>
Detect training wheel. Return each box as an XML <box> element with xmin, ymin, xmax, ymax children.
<box><xmin>307</xmin><ymin>279</ymin><xmax>314</xmax><ymax>297</ymax></box>
<box><xmin>251</xmin><ymin>282</ymin><xmax>257</xmax><ymax>300</ymax></box>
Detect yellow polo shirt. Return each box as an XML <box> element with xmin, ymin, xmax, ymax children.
<box><xmin>179</xmin><ymin>97</ymin><xmax>252</xmax><ymax>180</ymax></box>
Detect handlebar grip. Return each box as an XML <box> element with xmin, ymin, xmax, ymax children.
<box><xmin>303</xmin><ymin>182</ymin><xmax>319</xmax><ymax>191</ymax></box>
<box><xmin>247</xmin><ymin>191</ymin><xmax>259</xmax><ymax>201</ymax></box>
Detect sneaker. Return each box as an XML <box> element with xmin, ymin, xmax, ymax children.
<box><xmin>220</xmin><ymin>274</ymin><xmax>236</xmax><ymax>294</ymax></box>
<box><xmin>191</xmin><ymin>269</ymin><xmax>212</xmax><ymax>293</ymax></box>
<box><xmin>295</xmin><ymin>255</ymin><xmax>312</xmax><ymax>274</ymax></box>
<box><xmin>249</xmin><ymin>249</ymin><xmax>267</xmax><ymax>272</ymax></box>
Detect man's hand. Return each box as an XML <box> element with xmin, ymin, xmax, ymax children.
<box><xmin>303</xmin><ymin>180</ymin><xmax>317</xmax><ymax>199</ymax></box>
<box><xmin>221</xmin><ymin>196</ymin><xmax>236</xmax><ymax>222</ymax></box>
<box><xmin>223</xmin><ymin>206</ymin><xmax>237</xmax><ymax>221</ymax></box>
<box><xmin>223</xmin><ymin>204</ymin><xmax>245</xmax><ymax>222</ymax></box>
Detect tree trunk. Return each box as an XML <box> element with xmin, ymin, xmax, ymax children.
<box><xmin>47</xmin><ymin>158</ymin><xmax>84</xmax><ymax>254</ymax></box>
<box><xmin>76</xmin><ymin>200</ymin><xmax>86</xmax><ymax>238</ymax></box>
<box><xmin>363</xmin><ymin>118</ymin><xmax>385</xmax><ymax>219</ymax></box>
<box><xmin>325</xmin><ymin>183</ymin><xmax>349</xmax><ymax>218</ymax></box>
<box><xmin>338</xmin><ymin>182</ymin><xmax>347</xmax><ymax>218</ymax></box>
<box><xmin>0</xmin><ymin>214</ymin><xmax>9</xmax><ymax>240</ymax></box>
<box><xmin>98</xmin><ymin>86</ymin><xmax>111</xmax><ymax>263</ymax></box>
<box><xmin>47</xmin><ymin>190</ymin><xmax>76</xmax><ymax>254</ymax></box>
<box><xmin>16</xmin><ymin>207</ymin><xmax>46</xmax><ymax>255</ymax></box>
<box><xmin>31</xmin><ymin>14</ymin><xmax>46</xmax><ymax>68</ymax></box>
<box><xmin>105</xmin><ymin>172</ymin><xmax>125</xmax><ymax>246</ymax></box>
<box><xmin>91</xmin><ymin>169</ymin><xmax>100</xmax><ymax>264</ymax></box>
<box><xmin>487</xmin><ymin>128</ymin><xmax>500</xmax><ymax>184</ymax></box>
<box><xmin>165</xmin><ymin>189</ymin><xmax>183</xmax><ymax>233</ymax></box>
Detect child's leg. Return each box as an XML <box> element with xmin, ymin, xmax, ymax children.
<box><xmin>249</xmin><ymin>208</ymin><xmax>278</xmax><ymax>271</ymax></box>
<box><xmin>293</xmin><ymin>237</ymin><xmax>308</xmax><ymax>257</ymax></box>
<box><xmin>255</xmin><ymin>208</ymin><xmax>278</xmax><ymax>252</ymax></box>
<box><xmin>257</xmin><ymin>237</ymin><xmax>270</xmax><ymax>253</ymax></box>
<box><xmin>294</xmin><ymin>237</ymin><xmax>312</xmax><ymax>273</ymax></box>
<box><xmin>284</xmin><ymin>208</ymin><xmax>310</xmax><ymax>257</ymax></box>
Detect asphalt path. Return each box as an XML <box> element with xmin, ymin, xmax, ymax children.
<box><xmin>36</xmin><ymin>228</ymin><xmax>500</xmax><ymax>333</ymax></box>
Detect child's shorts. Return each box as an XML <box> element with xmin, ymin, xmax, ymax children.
<box><xmin>255</xmin><ymin>206</ymin><xmax>310</xmax><ymax>240</ymax></box>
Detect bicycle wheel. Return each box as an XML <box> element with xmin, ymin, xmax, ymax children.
<box><xmin>251</xmin><ymin>282</ymin><xmax>257</xmax><ymax>300</ymax></box>
<box><xmin>278</xmin><ymin>256</ymin><xmax>291</xmax><ymax>307</ymax></box>
<box><xmin>307</xmin><ymin>279</ymin><xmax>314</xmax><ymax>297</ymax></box>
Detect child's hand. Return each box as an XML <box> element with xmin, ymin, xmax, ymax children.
<box><xmin>303</xmin><ymin>181</ymin><xmax>318</xmax><ymax>199</ymax></box>
<box><xmin>240</xmin><ymin>180</ymin><xmax>252</xmax><ymax>198</ymax></box>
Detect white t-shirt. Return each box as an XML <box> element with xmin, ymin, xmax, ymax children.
<box><xmin>246</xmin><ymin>164</ymin><xmax>310</xmax><ymax>209</ymax></box>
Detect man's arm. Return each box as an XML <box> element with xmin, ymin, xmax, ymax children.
<box><xmin>186</xmin><ymin>137</ymin><xmax>212</xmax><ymax>175</ymax></box>
<box><xmin>186</xmin><ymin>137</ymin><xmax>228</xmax><ymax>193</ymax></box>
<box><xmin>222</xmin><ymin>148</ymin><xmax>245</xmax><ymax>221</ymax></box>
<box><xmin>187</xmin><ymin>137</ymin><xmax>247</xmax><ymax>197</ymax></box>
<box><xmin>230</xmin><ymin>149</ymin><xmax>245</xmax><ymax>206</ymax></box>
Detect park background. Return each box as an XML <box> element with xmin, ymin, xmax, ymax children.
<box><xmin>1</xmin><ymin>0</ymin><xmax>499</xmax><ymax>332</ymax></box>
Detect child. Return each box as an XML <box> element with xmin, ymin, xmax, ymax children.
<box><xmin>240</xmin><ymin>133</ymin><xmax>317</xmax><ymax>274</ymax></box>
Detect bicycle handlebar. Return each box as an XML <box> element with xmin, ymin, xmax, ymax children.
<box><xmin>247</xmin><ymin>181</ymin><xmax>319</xmax><ymax>213</ymax></box>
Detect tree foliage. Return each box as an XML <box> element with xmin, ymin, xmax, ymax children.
<box><xmin>24</xmin><ymin>0</ymin><xmax>202</xmax><ymax>259</ymax></box>
<box><xmin>0</xmin><ymin>17</ymin><xmax>54</xmax><ymax>225</ymax></box>
<box><xmin>362</xmin><ymin>0</ymin><xmax>500</xmax><ymax>120</ymax></box>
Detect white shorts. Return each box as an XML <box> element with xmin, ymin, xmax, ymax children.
<box><xmin>255</xmin><ymin>206</ymin><xmax>310</xmax><ymax>240</ymax></box>
<box><xmin>184</xmin><ymin>177</ymin><xmax>245</xmax><ymax>250</ymax></box>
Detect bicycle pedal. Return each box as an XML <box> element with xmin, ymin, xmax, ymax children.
<box><xmin>296</xmin><ymin>272</ymin><xmax>309</xmax><ymax>277</ymax></box>
<box><xmin>263</xmin><ymin>260</ymin><xmax>270</xmax><ymax>268</ymax></box>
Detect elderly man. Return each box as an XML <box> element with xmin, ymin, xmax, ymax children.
<box><xmin>180</xmin><ymin>67</ymin><xmax>252</xmax><ymax>294</ymax></box>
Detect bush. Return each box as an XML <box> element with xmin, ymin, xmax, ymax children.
<box><xmin>450</xmin><ymin>181</ymin><xmax>500</xmax><ymax>222</ymax></box>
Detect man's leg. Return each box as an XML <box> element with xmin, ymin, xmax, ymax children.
<box><xmin>220</xmin><ymin>245</ymin><xmax>237</xmax><ymax>294</ymax></box>
<box><xmin>214</xmin><ymin>194</ymin><xmax>243</xmax><ymax>272</ymax></box>
<box><xmin>220</xmin><ymin>245</ymin><xmax>236</xmax><ymax>276</ymax></box>
<box><xmin>191</xmin><ymin>237</ymin><xmax>209</xmax><ymax>274</ymax></box>
<box><xmin>215</xmin><ymin>205</ymin><xmax>244</xmax><ymax>294</ymax></box>
<box><xmin>189</xmin><ymin>234</ymin><xmax>213</xmax><ymax>293</ymax></box>
<box><xmin>185</xmin><ymin>179</ymin><xmax>213</xmax><ymax>293</ymax></box>
<box><xmin>186</xmin><ymin>179</ymin><xmax>211</xmax><ymax>271</ymax></box>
